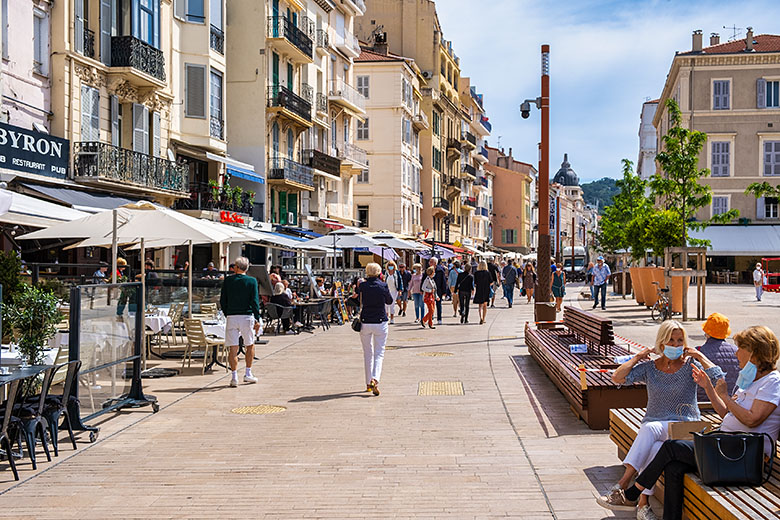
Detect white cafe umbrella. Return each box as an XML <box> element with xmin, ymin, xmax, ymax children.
<box><xmin>305</xmin><ymin>228</ymin><xmax>380</xmax><ymax>281</ymax></box>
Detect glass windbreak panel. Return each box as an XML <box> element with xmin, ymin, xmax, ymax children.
<box><xmin>74</xmin><ymin>284</ymin><xmax>138</xmax><ymax>421</ymax></box>
<box><xmin>145</xmin><ymin>269</ymin><xmax>226</xmax><ymax>313</ymax></box>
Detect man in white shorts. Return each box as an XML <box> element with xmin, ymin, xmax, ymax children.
<box><xmin>219</xmin><ymin>257</ymin><xmax>261</xmax><ymax>387</ymax></box>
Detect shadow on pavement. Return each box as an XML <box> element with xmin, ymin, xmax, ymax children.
<box><xmin>288</xmin><ymin>391</ymin><xmax>372</xmax><ymax>402</ymax></box>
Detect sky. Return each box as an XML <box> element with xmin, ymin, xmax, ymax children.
<box><xmin>434</xmin><ymin>0</ymin><xmax>778</xmax><ymax>183</ymax></box>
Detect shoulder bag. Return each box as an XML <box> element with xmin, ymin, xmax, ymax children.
<box><xmin>693</xmin><ymin>430</ymin><xmax>774</xmax><ymax>486</ymax></box>
<box><xmin>351</xmin><ymin>293</ymin><xmax>362</xmax><ymax>332</ymax></box>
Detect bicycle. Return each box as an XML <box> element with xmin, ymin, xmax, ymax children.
<box><xmin>650</xmin><ymin>281</ymin><xmax>672</xmax><ymax>322</ymax></box>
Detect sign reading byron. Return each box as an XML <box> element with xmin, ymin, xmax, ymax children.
<box><xmin>0</xmin><ymin>122</ymin><xmax>69</xmax><ymax>179</ymax></box>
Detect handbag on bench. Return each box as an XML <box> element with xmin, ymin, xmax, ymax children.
<box><xmin>693</xmin><ymin>430</ymin><xmax>774</xmax><ymax>486</ymax></box>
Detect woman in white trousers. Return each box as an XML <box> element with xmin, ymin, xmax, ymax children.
<box><xmin>356</xmin><ymin>263</ymin><xmax>393</xmax><ymax>396</ymax></box>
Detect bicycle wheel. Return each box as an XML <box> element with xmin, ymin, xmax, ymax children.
<box><xmin>661</xmin><ymin>300</ymin><xmax>672</xmax><ymax>321</ymax></box>
<box><xmin>651</xmin><ymin>302</ymin><xmax>663</xmax><ymax>322</ymax></box>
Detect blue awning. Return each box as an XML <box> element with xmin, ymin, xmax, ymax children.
<box><xmin>227</xmin><ymin>166</ymin><xmax>264</xmax><ymax>184</ymax></box>
<box><xmin>266</xmin><ymin>231</ymin><xmax>308</xmax><ymax>242</ymax></box>
<box><xmin>277</xmin><ymin>226</ymin><xmax>322</xmax><ymax>238</ymax></box>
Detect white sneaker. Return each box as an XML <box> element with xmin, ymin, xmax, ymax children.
<box><xmin>390</xmin><ymin>319</ymin><xmax>395</xmax><ymax>324</ymax></box>
<box><xmin>243</xmin><ymin>374</ymin><xmax>258</xmax><ymax>384</ymax></box>
<box><xmin>636</xmin><ymin>505</ymin><xmax>659</xmax><ymax>520</ymax></box>
<box><xmin>294</xmin><ymin>321</ymin><xmax>303</xmax><ymax>328</ymax></box>
<box><xmin>229</xmin><ymin>378</ymin><xmax>238</xmax><ymax>388</ymax></box>
<box><xmin>286</xmin><ymin>329</ymin><xmax>296</xmax><ymax>335</ymax></box>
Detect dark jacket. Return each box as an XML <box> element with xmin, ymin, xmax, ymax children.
<box><xmin>433</xmin><ymin>265</ymin><xmax>447</xmax><ymax>297</ymax></box>
<box><xmin>357</xmin><ymin>276</ymin><xmax>393</xmax><ymax>323</ymax></box>
<box><xmin>697</xmin><ymin>337</ymin><xmax>740</xmax><ymax>400</ymax></box>
<box><xmin>502</xmin><ymin>264</ymin><xmax>517</xmax><ymax>285</ymax></box>
<box><xmin>270</xmin><ymin>293</ymin><xmax>294</xmax><ymax>308</ymax></box>
<box><xmin>487</xmin><ymin>262</ymin><xmax>500</xmax><ymax>284</ymax></box>
<box><xmin>401</xmin><ymin>270</ymin><xmax>412</xmax><ymax>291</ymax></box>
<box><xmin>455</xmin><ymin>272</ymin><xmax>475</xmax><ymax>293</ymax></box>
<box><xmin>220</xmin><ymin>273</ymin><xmax>261</xmax><ymax>320</ymax></box>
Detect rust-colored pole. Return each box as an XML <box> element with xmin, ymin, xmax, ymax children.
<box><xmin>536</xmin><ymin>44</ymin><xmax>551</xmax><ymax>306</ymax></box>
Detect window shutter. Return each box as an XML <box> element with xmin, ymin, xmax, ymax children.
<box><xmin>185</xmin><ymin>64</ymin><xmax>206</xmax><ymax>118</ymax></box>
<box><xmin>132</xmin><ymin>103</ymin><xmax>149</xmax><ymax>154</ymax></box>
<box><xmin>758</xmin><ymin>78</ymin><xmax>767</xmax><ymax>109</ymax></box>
<box><xmin>722</xmin><ymin>142</ymin><xmax>730</xmax><ymax>176</ymax></box>
<box><xmin>110</xmin><ymin>95</ymin><xmax>119</xmax><ymax>146</ymax></box>
<box><xmin>74</xmin><ymin>0</ymin><xmax>84</xmax><ymax>54</ymax></box>
<box><xmin>722</xmin><ymin>81</ymin><xmax>730</xmax><ymax>109</ymax></box>
<box><xmin>174</xmin><ymin>0</ymin><xmax>185</xmax><ymax>20</ymax></box>
<box><xmin>713</xmin><ymin>82</ymin><xmax>721</xmax><ymax>109</ymax></box>
<box><xmin>711</xmin><ymin>142</ymin><xmax>719</xmax><ymax>176</ymax></box>
<box><xmin>152</xmin><ymin>111</ymin><xmax>161</xmax><ymax>157</ymax></box>
<box><xmin>80</xmin><ymin>85</ymin><xmax>92</xmax><ymax>140</ymax></box>
<box><xmin>757</xmin><ymin>197</ymin><xmax>766</xmax><ymax>220</ymax></box>
<box><xmin>100</xmin><ymin>0</ymin><xmax>112</xmax><ymax>65</ymax></box>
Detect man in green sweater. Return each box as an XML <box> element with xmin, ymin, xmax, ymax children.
<box><xmin>220</xmin><ymin>256</ymin><xmax>261</xmax><ymax>387</ymax></box>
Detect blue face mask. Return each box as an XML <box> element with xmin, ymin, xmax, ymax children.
<box><xmin>736</xmin><ymin>361</ymin><xmax>758</xmax><ymax>390</ymax></box>
<box><xmin>664</xmin><ymin>345</ymin><xmax>684</xmax><ymax>360</ymax></box>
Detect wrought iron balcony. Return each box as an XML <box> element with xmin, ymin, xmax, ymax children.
<box><xmin>210</xmin><ymin>117</ymin><xmax>224</xmax><ymax>140</ymax></box>
<box><xmin>480</xmin><ymin>146</ymin><xmax>489</xmax><ymax>159</ymax></box>
<box><xmin>446</xmin><ymin>137</ymin><xmax>462</xmax><ymax>153</ymax></box>
<box><xmin>433</xmin><ymin>197</ymin><xmax>450</xmax><ymax>212</ymax></box>
<box><xmin>447</xmin><ymin>176</ymin><xmax>462</xmax><ymax>192</ymax></box>
<box><xmin>462</xmin><ymin>163</ymin><xmax>476</xmax><ymax>177</ymax></box>
<box><xmin>462</xmin><ymin>196</ymin><xmax>477</xmax><ymax>208</ymax></box>
<box><xmin>268</xmin><ymin>156</ymin><xmax>314</xmax><ymax>189</ymax></box>
<box><xmin>304</xmin><ymin>149</ymin><xmax>341</xmax><ymax>177</ymax></box>
<box><xmin>175</xmin><ymin>182</ymin><xmax>255</xmax><ymax>214</ymax></box>
<box><xmin>74</xmin><ymin>142</ymin><xmax>188</xmax><ymax>194</ymax></box>
<box><xmin>329</xmin><ymin>78</ymin><xmax>366</xmax><ymax>113</ymax></box>
<box><xmin>301</xmin><ymin>83</ymin><xmax>314</xmax><ymax>104</ymax></box>
<box><xmin>316</xmin><ymin>29</ymin><xmax>329</xmax><ymax>50</ymax></box>
<box><xmin>267</xmin><ymin>85</ymin><xmax>312</xmax><ymax>123</ymax></box>
<box><xmin>83</xmin><ymin>28</ymin><xmax>96</xmax><ymax>59</ymax></box>
<box><xmin>316</xmin><ymin>92</ymin><xmax>327</xmax><ymax>114</ymax></box>
<box><xmin>462</xmin><ymin>131</ymin><xmax>477</xmax><ymax>148</ymax></box>
<box><xmin>267</xmin><ymin>16</ymin><xmax>313</xmax><ymax>61</ymax></box>
<box><xmin>111</xmin><ymin>36</ymin><xmax>165</xmax><ymax>82</ymax></box>
<box><xmin>480</xmin><ymin>115</ymin><xmax>492</xmax><ymax>133</ymax></box>
<box><xmin>475</xmin><ymin>176</ymin><xmax>489</xmax><ymax>189</ymax></box>
<box><xmin>210</xmin><ymin>25</ymin><xmax>225</xmax><ymax>54</ymax></box>
<box><xmin>338</xmin><ymin>142</ymin><xmax>368</xmax><ymax>169</ymax></box>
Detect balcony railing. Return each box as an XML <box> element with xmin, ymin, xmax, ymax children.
<box><xmin>210</xmin><ymin>117</ymin><xmax>224</xmax><ymax>140</ymax></box>
<box><xmin>267</xmin><ymin>85</ymin><xmax>312</xmax><ymax>122</ymax></box>
<box><xmin>111</xmin><ymin>36</ymin><xmax>166</xmax><ymax>82</ymax></box>
<box><xmin>480</xmin><ymin>115</ymin><xmax>492</xmax><ymax>133</ymax></box>
<box><xmin>74</xmin><ymin>142</ymin><xmax>188</xmax><ymax>193</ymax></box>
<box><xmin>462</xmin><ymin>196</ymin><xmax>477</xmax><ymax>208</ymax></box>
<box><xmin>479</xmin><ymin>146</ymin><xmax>489</xmax><ymax>159</ymax></box>
<box><xmin>338</xmin><ymin>142</ymin><xmax>368</xmax><ymax>168</ymax></box>
<box><xmin>334</xmin><ymin>29</ymin><xmax>360</xmax><ymax>56</ymax></box>
<box><xmin>304</xmin><ymin>149</ymin><xmax>341</xmax><ymax>177</ymax></box>
<box><xmin>476</xmin><ymin>176</ymin><xmax>489</xmax><ymax>188</ymax></box>
<box><xmin>210</xmin><ymin>25</ymin><xmax>225</xmax><ymax>54</ymax></box>
<box><xmin>412</xmin><ymin>112</ymin><xmax>429</xmax><ymax>129</ymax></box>
<box><xmin>478</xmin><ymin>206</ymin><xmax>489</xmax><ymax>217</ymax></box>
<box><xmin>268</xmin><ymin>157</ymin><xmax>314</xmax><ymax>188</ymax></box>
<box><xmin>174</xmin><ymin>182</ymin><xmax>255</xmax><ymax>214</ymax></box>
<box><xmin>462</xmin><ymin>131</ymin><xmax>477</xmax><ymax>147</ymax></box>
<box><xmin>446</xmin><ymin>138</ymin><xmax>462</xmax><ymax>152</ymax></box>
<box><xmin>267</xmin><ymin>16</ymin><xmax>313</xmax><ymax>60</ymax></box>
<box><xmin>316</xmin><ymin>92</ymin><xmax>327</xmax><ymax>113</ymax></box>
<box><xmin>316</xmin><ymin>29</ymin><xmax>329</xmax><ymax>49</ymax></box>
<box><xmin>329</xmin><ymin>78</ymin><xmax>366</xmax><ymax>112</ymax></box>
<box><xmin>447</xmin><ymin>176</ymin><xmax>462</xmax><ymax>191</ymax></box>
<box><xmin>301</xmin><ymin>83</ymin><xmax>314</xmax><ymax>104</ymax></box>
<box><xmin>462</xmin><ymin>163</ymin><xmax>476</xmax><ymax>177</ymax></box>
<box><xmin>84</xmin><ymin>28</ymin><xmax>96</xmax><ymax>59</ymax></box>
<box><xmin>433</xmin><ymin>197</ymin><xmax>450</xmax><ymax>212</ymax></box>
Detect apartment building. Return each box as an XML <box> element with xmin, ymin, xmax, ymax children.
<box><xmin>459</xmin><ymin>78</ymin><xmax>491</xmax><ymax>248</ymax></box>
<box><xmin>549</xmin><ymin>154</ymin><xmax>594</xmax><ymax>257</ymax></box>
<box><xmin>352</xmin><ymin>38</ymin><xmax>423</xmax><ymax>235</ymax></box>
<box><xmin>485</xmin><ymin>146</ymin><xmax>534</xmax><ymax>254</ymax></box>
<box><xmin>357</xmin><ymin>0</ymin><xmax>468</xmax><ymax>245</ymax></box>
<box><xmin>637</xmin><ymin>99</ymin><xmax>658</xmax><ymax>180</ymax></box>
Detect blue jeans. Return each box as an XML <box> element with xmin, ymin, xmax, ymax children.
<box><xmin>756</xmin><ymin>284</ymin><xmax>763</xmax><ymax>301</ymax></box>
<box><xmin>589</xmin><ymin>284</ymin><xmax>596</xmax><ymax>300</ymax></box>
<box><xmin>593</xmin><ymin>283</ymin><xmax>607</xmax><ymax>308</ymax></box>
<box><xmin>503</xmin><ymin>283</ymin><xmax>514</xmax><ymax>306</ymax></box>
<box><xmin>412</xmin><ymin>293</ymin><xmax>424</xmax><ymax>320</ymax></box>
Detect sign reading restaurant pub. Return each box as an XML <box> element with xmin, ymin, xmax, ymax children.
<box><xmin>0</xmin><ymin>122</ymin><xmax>69</xmax><ymax>179</ymax></box>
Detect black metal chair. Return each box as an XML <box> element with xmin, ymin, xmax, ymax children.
<box><xmin>317</xmin><ymin>300</ymin><xmax>332</xmax><ymax>330</ymax></box>
<box><xmin>18</xmin><ymin>367</ymin><xmax>57</xmax><ymax>470</ymax></box>
<box><xmin>41</xmin><ymin>360</ymin><xmax>81</xmax><ymax>456</ymax></box>
<box><xmin>0</xmin><ymin>380</ymin><xmax>21</xmax><ymax>480</ymax></box>
<box><xmin>265</xmin><ymin>303</ymin><xmax>297</xmax><ymax>335</ymax></box>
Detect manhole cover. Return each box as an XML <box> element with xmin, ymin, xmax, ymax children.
<box><xmin>416</xmin><ymin>352</ymin><xmax>453</xmax><ymax>357</ymax></box>
<box><xmin>230</xmin><ymin>405</ymin><xmax>287</xmax><ymax>415</ymax></box>
<box><xmin>418</xmin><ymin>381</ymin><xmax>464</xmax><ymax>396</ymax></box>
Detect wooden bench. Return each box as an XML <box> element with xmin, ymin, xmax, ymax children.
<box><xmin>610</xmin><ymin>408</ymin><xmax>780</xmax><ymax>519</ymax></box>
<box><xmin>524</xmin><ymin>306</ymin><xmax>647</xmax><ymax>429</ymax></box>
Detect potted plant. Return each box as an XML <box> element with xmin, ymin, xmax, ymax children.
<box><xmin>5</xmin><ymin>284</ymin><xmax>61</xmax><ymax>366</ymax></box>
<box><xmin>208</xmin><ymin>179</ymin><xmax>220</xmax><ymax>208</ymax></box>
<box><xmin>232</xmin><ymin>186</ymin><xmax>243</xmax><ymax>212</ymax></box>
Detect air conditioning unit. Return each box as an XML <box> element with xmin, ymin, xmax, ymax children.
<box><xmin>422</xmin><ymin>71</ymin><xmax>433</xmax><ymax>80</ymax></box>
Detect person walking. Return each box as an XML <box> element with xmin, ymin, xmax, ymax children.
<box><xmin>551</xmin><ymin>262</ymin><xmax>566</xmax><ymax>312</ymax></box>
<box><xmin>523</xmin><ymin>263</ymin><xmax>537</xmax><ymax>304</ymax></box>
<box><xmin>220</xmin><ymin>256</ymin><xmax>261</xmax><ymax>388</ymax></box>
<box><xmin>356</xmin><ymin>263</ymin><xmax>393</xmax><ymax>396</ymax></box>
<box><xmin>591</xmin><ymin>255</ymin><xmax>612</xmax><ymax>310</ymax></box>
<box><xmin>454</xmin><ymin>263</ymin><xmax>475</xmax><ymax>324</ymax></box>
<box><xmin>473</xmin><ymin>261</ymin><xmax>492</xmax><ymax>324</ymax></box>
<box><xmin>384</xmin><ymin>261</ymin><xmax>401</xmax><ymax>324</ymax></box>
<box><xmin>421</xmin><ymin>266</ymin><xmax>438</xmax><ymax>329</ymax></box>
<box><xmin>399</xmin><ymin>263</ymin><xmax>412</xmax><ymax>317</ymax></box>
<box><xmin>754</xmin><ymin>262</ymin><xmax>765</xmax><ymax>301</ymax></box>
<box><xmin>501</xmin><ymin>260</ymin><xmax>517</xmax><ymax>308</ymax></box>
<box><xmin>585</xmin><ymin>261</ymin><xmax>596</xmax><ymax>301</ymax></box>
<box><xmin>409</xmin><ymin>263</ymin><xmax>424</xmax><ymax>323</ymax></box>
<box><xmin>448</xmin><ymin>260</ymin><xmax>463</xmax><ymax>318</ymax></box>
<box><xmin>428</xmin><ymin>258</ymin><xmax>447</xmax><ymax>324</ymax></box>
<box><xmin>487</xmin><ymin>258</ymin><xmax>500</xmax><ymax>308</ymax></box>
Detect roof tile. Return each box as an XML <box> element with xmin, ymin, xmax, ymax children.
<box><xmin>681</xmin><ymin>34</ymin><xmax>780</xmax><ymax>55</ymax></box>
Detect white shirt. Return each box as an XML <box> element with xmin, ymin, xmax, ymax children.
<box><xmin>754</xmin><ymin>268</ymin><xmax>764</xmax><ymax>284</ymax></box>
<box><xmin>720</xmin><ymin>371</ymin><xmax>780</xmax><ymax>456</ymax></box>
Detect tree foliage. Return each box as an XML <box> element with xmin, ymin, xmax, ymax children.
<box><xmin>581</xmin><ymin>177</ymin><xmax>619</xmax><ymax>214</ymax></box>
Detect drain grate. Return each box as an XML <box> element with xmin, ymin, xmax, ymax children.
<box><xmin>231</xmin><ymin>405</ymin><xmax>287</xmax><ymax>415</ymax></box>
<box><xmin>418</xmin><ymin>381</ymin><xmax>464</xmax><ymax>396</ymax></box>
<box><xmin>416</xmin><ymin>352</ymin><xmax>453</xmax><ymax>357</ymax></box>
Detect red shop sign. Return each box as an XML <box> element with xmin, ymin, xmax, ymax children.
<box><xmin>220</xmin><ymin>211</ymin><xmax>245</xmax><ymax>224</ymax></box>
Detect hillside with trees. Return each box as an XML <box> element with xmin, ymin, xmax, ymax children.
<box><xmin>581</xmin><ymin>177</ymin><xmax>618</xmax><ymax>214</ymax></box>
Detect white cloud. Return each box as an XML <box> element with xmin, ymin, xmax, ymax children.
<box><xmin>434</xmin><ymin>0</ymin><xmax>777</xmax><ymax>181</ymax></box>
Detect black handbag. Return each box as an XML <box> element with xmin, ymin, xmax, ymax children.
<box><xmin>351</xmin><ymin>317</ymin><xmax>362</xmax><ymax>332</ymax></box>
<box><xmin>693</xmin><ymin>430</ymin><xmax>774</xmax><ymax>486</ymax></box>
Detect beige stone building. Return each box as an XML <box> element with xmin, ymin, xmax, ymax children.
<box><xmin>352</xmin><ymin>41</ymin><xmax>423</xmax><ymax>235</ymax></box>
<box><xmin>459</xmin><ymin>78</ymin><xmax>491</xmax><ymax>248</ymax></box>
<box><xmin>486</xmin><ymin>146</ymin><xmax>534</xmax><ymax>254</ymax></box>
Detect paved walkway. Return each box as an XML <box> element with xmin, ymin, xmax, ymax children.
<box><xmin>0</xmin><ymin>287</ymin><xmax>673</xmax><ymax>519</ymax></box>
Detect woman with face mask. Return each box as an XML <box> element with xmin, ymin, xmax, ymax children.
<box><xmin>384</xmin><ymin>261</ymin><xmax>401</xmax><ymax>324</ymax></box>
<box><xmin>598</xmin><ymin>321</ymin><xmax>724</xmax><ymax>520</ymax></box>
<box><xmin>608</xmin><ymin>326</ymin><xmax>780</xmax><ymax>520</ymax></box>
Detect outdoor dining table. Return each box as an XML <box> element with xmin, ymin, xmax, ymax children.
<box><xmin>1</xmin><ymin>347</ymin><xmax>57</xmax><ymax>367</ymax></box>
<box><xmin>295</xmin><ymin>298</ymin><xmax>334</xmax><ymax>332</ymax></box>
<box><xmin>144</xmin><ymin>314</ymin><xmax>172</xmax><ymax>334</ymax></box>
<box><xmin>0</xmin><ymin>364</ymin><xmax>54</xmax><ymax>401</ymax></box>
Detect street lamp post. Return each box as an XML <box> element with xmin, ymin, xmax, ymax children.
<box><xmin>536</xmin><ymin>44</ymin><xmax>552</xmax><ymax>306</ymax></box>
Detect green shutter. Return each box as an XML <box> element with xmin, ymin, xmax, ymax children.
<box><xmin>288</xmin><ymin>193</ymin><xmax>298</xmax><ymax>225</ymax></box>
<box><xmin>279</xmin><ymin>191</ymin><xmax>288</xmax><ymax>224</ymax></box>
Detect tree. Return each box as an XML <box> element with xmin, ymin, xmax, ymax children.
<box><xmin>745</xmin><ymin>182</ymin><xmax>780</xmax><ymax>216</ymax></box>
<box><xmin>593</xmin><ymin>159</ymin><xmax>652</xmax><ymax>260</ymax></box>
<box><xmin>650</xmin><ymin>99</ymin><xmax>738</xmax><ymax>249</ymax></box>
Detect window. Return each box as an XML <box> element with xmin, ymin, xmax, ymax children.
<box><xmin>712</xmin><ymin>196</ymin><xmax>728</xmax><ymax>216</ymax></box>
<box><xmin>210</xmin><ymin>0</ymin><xmax>222</xmax><ymax>29</ymax></box>
<box><xmin>111</xmin><ymin>96</ymin><xmax>122</xmax><ymax>147</ymax></box>
<box><xmin>343</xmin><ymin>117</ymin><xmax>349</xmax><ymax>145</ymax></box>
<box><xmin>185</xmin><ymin>64</ymin><xmax>207</xmax><ymax>118</ymax></box>
<box><xmin>32</xmin><ymin>8</ymin><xmax>48</xmax><ymax>75</ymax></box>
<box><xmin>402</xmin><ymin>118</ymin><xmax>411</xmax><ymax>144</ymax></box>
<box><xmin>765</xmin><ymin>141</ymin><xmax>780</xmax><ymax>176</ymax></box>
<box><xmin>185</xmin><ymin>0</ymin><xmax>204</xmax><ymax>23</ymax></box>
<box><xmin>357</xmin><ymin>168</ymin><xmax>369</xmax><ymax>183</ymax></box>
<box><xmin>287</xmin><ymin>129</ymin><xmax>294</xmax><ymax>159</ymax></box>
<box><xmin>210</xmin><ymin>69</ymin><xmax>223</xmax><ymax>138</ymax></box>
<box><xmin>711</xmin><ymin>141</ymin><xmax>730</xmax><ymax>177</ymax></box>
<box><xmin>1</xmin><ymin>0</ymin><xmax>7</xmax><ymax>59</ymax></box>
<box><xmin>357</xmin><ymin>205</ymin><xmax>369</xmax><ymax>228</ymax></box>
<box><xmin>132</xmin><ymin>103</ymin><xmax>149</xmax><ymax>154</ymax></box>
<box><xmin>432</xmin><ymin>146</ymin><xmax>441</xmax><ymax>172</ymax></box>
<box><xmin>501</xmin><ymin>229</ymin><xmax>517</xmax><ymax>244</ymax></box>
<box><xmin>432</xmin><ymin>111</ymin><xmax>440</xmax><ymax>136</ymax></box>
<box><xmin>712</xmin><ymin>80</ymin><xmax>729</xmax><ymax>110</ymax></box>
<box><xmin>357</xmin><ymin>118</ymin><xmax>369</xmax><ymax>140</ymax></box>
<box><xmin>759</xmin><ymin>79</ymin><xmax>780</xmax><ymax>109</ymax></box>
<box><xmin>80</xmin><ymin>85</ymin><xmax>100</xmax><ymax>141</ymax></box>
<box><xmin>356</xmin><ymin>75</ymin><xmax>369</xmax><ymax>98</ymax></box>
<box><xmin>766</xmin><ymin>198</ymin><xmax>779</xmax><ymax>219</ymax></box>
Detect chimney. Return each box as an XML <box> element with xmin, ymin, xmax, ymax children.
<box><xmin>373</xmin><ymin>32</ymin><xmax>388</xmax><ymax>55</ymax></box>
<box><xmin>692</xmin><ymin>30</ymin><xmax>703</xmax><ymax>52</ymax></box>
<box><xmin>710</xmin><ymin>33</ymin><xmax>720</xmax><ymax>46</ymax></box>
<box><xmin>508</xmin><ymin>147</ymin><xmax>512</xmax><ymax>158</ymax></box>
<box><xmin>746</xmin><ymin>27</ymin><xmax>754</xmax><ymax>52</ymax></box>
